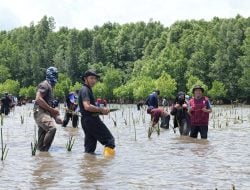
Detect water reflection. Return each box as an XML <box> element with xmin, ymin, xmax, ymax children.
<box><xmin>31</xmin><ymin>152</ymin><xmax>63</xmax><ymax>189</ymax></box>
<box><xmin>79</xmin><ymin>153</ymin><xmax>113</xmax><ymax>188</ymax></box>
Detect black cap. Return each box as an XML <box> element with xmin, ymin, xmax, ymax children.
<box><xmin>192</xmin><ymin>85</ymin><xmax>204</xmax><ymax>93</ymax></box>
<box><xmin>81</xmin><ymin>70</ymin><xmax>100</xmax><ymax>80</ymax></box>
<box><xmin>155</xmin><ymin>90</ymin><xmax>160</xmax><ymax>95</ymax></box>
<box><xmin>177</xmin><ymin>91</ymin><xmax>185</xmax><ymax>97</ymax></box>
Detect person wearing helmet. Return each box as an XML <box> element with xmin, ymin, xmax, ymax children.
<box><xmin>78</xmin><ymin>70</ymin><xmax>115</xmax><ymax>156</ymax></box>
<box><xmin>170</xmin><ymin>91</ymin><xmax>190</xmax><ymax>136</ymax></box>
<box><xmin>33</xmin><ymin>67</ymin><xmax>63</xmax><ymax>151</ymax></box>
<box><xmin>189</xmin><ymin>85</ymin><xmax>212</xmax><ymax>139</ymax></box>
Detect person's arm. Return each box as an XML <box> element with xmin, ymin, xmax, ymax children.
<box><xmin>35</xmin><ymin>91</ymin><xmax>59</xmax><ymax>117</ymax></box>
<box><xmin>188</xmin><ymin>105</ymin><xmax>193</xmax><ymax>115</ymax></box>
<box><xmin>202</xmin><ymin>107</ymin><xmax>212</xmax><ymax>113</ymax></box>
<box><xmin>81</xmin><ymin>87</ymin><xmax>109</xmax><ymax>115</ymax></box>
<box><xmin>170</xmin><ymin>104</ymin><xmax>178</xmax><ymax>115</ymax></box>
<box><xmin>202</xmin><ymin>100</ymin><xmax>212</xmax><ymax>113</ymax></box>
<box><xmin>83</xmin><ymin>101</ymin><xmax>109</xmax><ymax>115</ymax></box>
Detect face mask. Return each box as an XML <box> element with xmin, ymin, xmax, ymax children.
<box><xmin>46</xmin><ymin>67</ymin><xmax>58</xmax><ymax>87</ymax></box>
<box><xmin>47</xmin><ymin>78</ymin><xmax>57</xmax><ymax>87</ymax></box>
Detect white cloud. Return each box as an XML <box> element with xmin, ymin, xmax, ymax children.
<box><xmin>0</xmin><ymin>0</ymin><xmax>249</xmax><ymax>30</ymax></box>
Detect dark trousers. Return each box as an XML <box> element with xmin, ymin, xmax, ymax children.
<box><xmin>1</xmin><ymin>107</ymin><xmax>10</xmax><ymax>115</ymax></box>
<box><xmin>63</xmin><ymin>112</ymin><xmax>79</xmax><ymax>128</ymax></box>
<box><xmin>160</xmin><ymin>115</ymin><xmax>170</xmax><ymax>129</ymax></box>
<box><xmin>190</xmin><ymin>126</ymin><xmax>208</xmax><ymax>139</ymax></box>
<box><xmin>81</xmin><ymin>116</ymin><xmax>115</xmax><ymax>153</ymax></box>
<box><xmin>34</xmin><ymin>111</ymin><xmax>57</xmax><ymax>151</ymax></box>
<box><xmin>37</xmin><ymin>126</ymin><xmax>57</xmax><ymax>151</ymax></box>
<box><xmin>179</xmin><ymin>119</ymin><xmax>190</xmax><ymax>136</ymax></box>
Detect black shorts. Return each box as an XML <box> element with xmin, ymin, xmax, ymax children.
<box><xmin>190</xmin><ymin>125</ymin><xmax>208</xmax><ymax>139</ymax></box>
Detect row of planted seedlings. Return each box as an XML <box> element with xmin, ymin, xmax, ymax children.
<box><xmin>0</xmin><ymin>114</ymin><xmax>9</xmax><ymax>161</ymax></box>
<box><xmin>30</xmin><ymin>131</ymin><xmax>76</xmax><ymax>156</ymax></box>
<box><xmin>59</xmin><ymin>104</ymin><xmax>249</xmax><ymax>150</ymax></box>
<box><xmin>0</xmin><ymin>105</ymin><xmax>34</xmax><ymax>161</ymax></box>
<box><xmin>210</xmin><ymin>105</ymin><xmax>247</xmax><ymax>129</ymax></box>
<box><xmin>106</xmin><ymin>104</ymin><xmax>159</xmax><ymax>141</ymax></box>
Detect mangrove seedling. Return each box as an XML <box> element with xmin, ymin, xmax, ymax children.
<box><xmin>111</xmin><ymin>117</ymin><xmax>117</xmax><ymax>127</ymax></box>
<box><xmin>1</xmin><ymin>128</ymin><xmax>9</xmax><ymax>161</ymax></box>
<box><xmin>142</xmin><ymin>113</ymin><xmax>146</xmax><ymax>124</ymax></box>
<box><xmin>132</xmin><ymin>117</ymin><xmax>137</xmax><ymax>141</ymax></box>
<box><xmin>124</xmin><ymin>118</ymin><xmax>127</xmax><ymax>126</ymax></box>
<box><xmin>0</xmin><ymin>114</ymin><xmax>3</xmax><ymax>126</ymax></box>
<box><xmin>226</xmin><ymin>120</ymin><xmax>229</xmax><ymax>127</ymax></box>
<box><xmin>20</xmin><ymin>115</ymin><xmax>24</xmax><ymax>125</ymax></box>
<box><xmin>231</xmin><ymin>184</ymin><xmax>236</xmax><ymax>190</ymax></box>
<box><xmin>148</xmin><ymin>126</ymin><xmax>153</xmax><ymax>138</ymax></box>
<box><xmin>31</xmin><ymin>141</ymin><xmax>38</xmax><ymax>156</ymax></box>
<box><xmin>156</xmin><ymin>122</ymin><xmax>160</xmax><ymax>136</ymax></box>
<box><xmin>148</xmin><ymin>120</ymin><xmax>155</xmax><ymax>138</ymax></box>
<box><xmin>66</xmin><ymin>136</ymin><xmax>75</xmax><ymax>151</ymax></box>
<box><xmin>122</xmin><ymin>109</ymin><xmax>124</xmax><ymax>118</ymax></box>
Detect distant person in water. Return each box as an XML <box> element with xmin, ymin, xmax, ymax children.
<box><xmin>146</xmin><ymin>90</ymin><xmax>160</xmax><ymax>109</ymax></box>
<box><xmin>189</xmin><ymin>85</ymin><xmax>212</xmax><ymax>139</ymax></box>
<box><xmin>0</xmin><ymin>92</ymin><xmax>12</xmax><ymax>115</ymax></box>
<box><xmin>137</xmin><ymin>100</ymin><xmax>144</xmax><ymax>111</ymax></box>
<box><xmin>171</xmin><ymin>91</ymin><xmax>190</xmax><ymax>136</ymax></box>
<box><xmin>162</xmin><ymin>98</ymin><xmax>167</xmax><ymax>107</ymax></box>
<box><xmin>33</xmin><ymin>67</ymin><xmax>63</xmax><ymax>151</ymax></box>
<box><xmin>96</xmin><ymin>98</ymin><xmax>108</xmax><ymax>108</ymax></box>
<box><xmin>62</xmin><ymin>91</ymin><xmax>79</xmax><ymax>128</ymax></box>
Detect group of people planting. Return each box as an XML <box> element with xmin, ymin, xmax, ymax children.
<box><xmin>32</xmin><ymin>66</ymin><xmax>212</xmax><ymax>157</ymax></box>
<box><xmin>146</xmin><ymin>85</ymin><xmax>212</xmax><ymax>139</ymax></box>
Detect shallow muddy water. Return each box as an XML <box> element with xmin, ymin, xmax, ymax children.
<box><xmin>0</xmin><ymin>104</ymin><xmax>250</xmax><ymax>189</ymax></box>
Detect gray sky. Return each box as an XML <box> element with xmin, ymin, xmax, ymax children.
<box><xmin>0</xmin><ymin>0</ymin><xmax>249</xmax><ymax>30</ymax></box>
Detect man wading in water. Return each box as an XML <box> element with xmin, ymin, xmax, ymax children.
<box><xmin>34</xmin><ymin>67</ymin><xmax>63</xmax><ymax>151</ymax></box>
<box><xmin>189</xmin><ymin>85</ymin><xmax>212</xmax><ymax>139</ymax></box>
<box><xmin>78</xmin><ymin>70</ymin><xmax>115</xmax><ymax>156</ymax></box>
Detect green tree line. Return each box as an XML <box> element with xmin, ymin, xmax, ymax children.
<box><xmin>0</xmin><ymin>15</ymin><xmax>250</xmax><ymax>102</ymax></box>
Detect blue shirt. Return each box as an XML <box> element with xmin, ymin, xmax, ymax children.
<box><xmin>146</xmin><ymin>93</ymin><xmax>158</xmax><ymax>108</ymax></box>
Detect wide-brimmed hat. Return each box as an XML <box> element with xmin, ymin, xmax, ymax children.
<box><xmin>192</xmin><ymin>85</ymin><xmax>204</xmax><ymax>93</ymax></box>
<box><xmin>81</xmin><ymin>70</ymin><xmax>100</xmax><ymax>80</ymax></box>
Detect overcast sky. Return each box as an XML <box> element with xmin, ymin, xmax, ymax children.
<box><xmin>0</xmin><ymin>0</ymin><xmax>249</xmax><ymax>30</ymax></box>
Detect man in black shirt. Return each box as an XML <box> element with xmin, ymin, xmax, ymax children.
<box><xmin>78</xmin><ymin>70</ymin><xmax>115</xmax><ymax>156</ymax></box>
